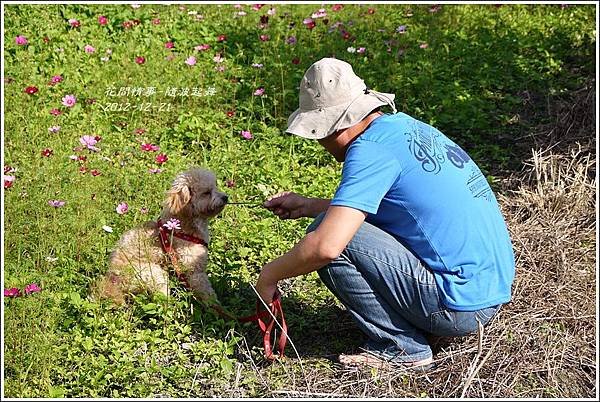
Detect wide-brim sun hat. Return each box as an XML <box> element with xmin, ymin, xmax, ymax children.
<box><xmin>286</xmin><ymin>58</ymin><xmax>397</xmax><ymax>140</ymax></box>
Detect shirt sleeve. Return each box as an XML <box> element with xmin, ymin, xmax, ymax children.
<box><xmin>330</xmin><ymin>140</ymin><xmax>402</xmax><ymax>214</ymax></box>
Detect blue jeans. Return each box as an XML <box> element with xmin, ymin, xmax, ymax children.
<box><xmin>307</xmin><ymin>213</ymin><xmax>500</xmax><ymax>363</ymax></box>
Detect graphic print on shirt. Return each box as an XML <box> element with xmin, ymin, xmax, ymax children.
<box><xmin>404</xmin><ymin>120</ymin><xmax>471</xmax><ymax>174</ymax></box>
<box><xmin>466</xmin><ymin>167</ymin><xmax>494</xmax><ymax>201</ymax></box>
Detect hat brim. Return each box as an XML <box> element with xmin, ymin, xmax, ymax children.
<box><xmin>286</xmin><ymin>91</ymin><xmax>396</xmax><ymax>140</ymax></box>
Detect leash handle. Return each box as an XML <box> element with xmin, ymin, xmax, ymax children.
<box><xmin>257</xmin><ymin>290</ymin><xmax>287</xmax><ymax>360</ymax></box>
<box><xmin>237</xmin><ymin>290</ymin><xmax>288</xmax><ymax>360</ymax></box>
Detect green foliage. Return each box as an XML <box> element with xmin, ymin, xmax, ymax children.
<box><xmin>2</xmin><ymin>3</ymin><xmax>595</xmax><ymax>397</ymax></box>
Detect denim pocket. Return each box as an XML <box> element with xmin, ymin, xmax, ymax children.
<box><xmin>430</xmin><ymin>309</ymin><xmax>456</xmax><ymax>336</ymax></box>
<box><xmin>430</xmin><ymin>306</ymin><xmax>499</xmax><ymax>337</ymax></box>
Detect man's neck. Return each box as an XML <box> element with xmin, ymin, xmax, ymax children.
<box><xmin>320</xmin><ymin>111</ymin><xmax>385</xmax><ymax>162</ymax></box>
<box><xmin>339</xmin><ymin>111</ymin><xmax>384</xmax><ymax>148</ymax></box>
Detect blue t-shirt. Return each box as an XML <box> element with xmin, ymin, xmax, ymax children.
<box><xmin>330</xmin><ymin>113</ymin><xmax>515</xmax><ymax>311</ymax></box>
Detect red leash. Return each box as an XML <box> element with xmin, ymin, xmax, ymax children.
<box><xmin>238</xmin><ymin>289</ymin><xmax>288</xmax><ymax>360</ymax></box>
<box><xmin>157</xmin><ymin>219</ymin><xmax>288</xmax><ymax>360</ymax></box>
<box><xmin>157</xmin><ymin>219</ymin><xmax>207</xmax><ymax>289</ymax></box>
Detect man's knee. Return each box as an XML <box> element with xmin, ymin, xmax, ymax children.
<box><xmin>305</xmin><ymin>212</ymin><xmax>326</xmax><ymax>234</ymax></box>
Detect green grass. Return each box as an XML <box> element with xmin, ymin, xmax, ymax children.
<box><xmin>2</xmin><ymin>3</ymin><xmax>596</xmax><ymax>398</ymax></box>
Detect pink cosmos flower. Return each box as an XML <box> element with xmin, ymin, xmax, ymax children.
<box><xmin>48</xmin><ymin>200</ymin><xmax>66</xmax><ymax>208</ymax></box>
<box><xmin>149</xmin><ymin>168</ymin><xmax>163</xmax><ymax>174</ymax></box>
<box><xmin>4</xmin><ymin>288</ymin><xmax>21</xmax><ymax>298</ymax></box>
<box><xmin>152</xmin><ymin>18</ymin><xmax>161</xmax><ymax>25</ymax></box>
<box><xmin>185</xmin><ymin>56</ymin><xmax>197</xmax><ymax>66</ymax></box>
<box><xmin>135</xmin><ymin>56</ymin><xmax>146</xmax><ymax>64</ymax></box>
<box><xmin>15</xmin><ymin>35</ymin><xmax>28</xmax><ymax>45</ymax></box>
<box><xmin>292</xmin><ymin>57</ymin><xmax>300</xmax><ymax>65</ymax></box>
<box><xmin>226</xmin><ymin>110</ymin><xmax>235</xmax><ymax>117</ymax></box>
<box><xmin>50</xmin><ymin>75</ymin><xmax>63</xmax><ymax>85</ymax></box>
<box><xmin>98</xmin><ymin>15</ymin><xmax>108</xmax><ymax>25</ymax></box>
<box><xmin>226</xmin><ymin>179</ymin><xmax>235</xmax><ymax>188</ymax></box>
<box><xmin>24</xmin><ymin>283</ymin><xmax>41</xmax><ymax>295</ymax></box>
<box><xmin>303</xmin><ymin>18</ymin><xmax>316</xmax><ymax>29</ymax></box>
<box><xmin>259</xmin><ymin>34</ymin><xmax>269</xmax><ymax>42</ymax></box>
<box><xmin>286</xmin><ymin>36</ymin><xmax>297</xmax><ymax>45</ymax></box>
<box><xmin>251</xmin><ymin>4</ymin><xmax>264</xmax><ymax>11</ymax></box>
<box><xmin>312</xmin><ymin>8</ymin><xmax>327</xmax><ymax>18</ymax></box>
<box><xmin>79</xmin><ymin>135</ymin><xmax>100</xmax><ymax>151</ymax></box>
<box><xmin>84</xmin><ymin>45</ymin><xmax>96</xmax><ymax>53</ymax></box>
<box><xmin>357</xmin><ymin>47</ymin><xmax>366</xmax><ymax>54</ymax></box>
<box><xmin>163</xmin><ymin>218</ymin><xmax>181</xmax><ymax>231</ymax></box>
<box><xmin>4</xmin><ymin>165</ymin><xmax>15</xmax><ymax>174</ymax></box>
<box><xmin>165</xmin><ymin>41</ymin><xmax>174</xmax><ymax>49</ymax></box>
<box><xmin>213</xmin><ymin>53</ymin><xmax>224</xmax><ymax>63</ymax></box>
<box><xmin>267</xmin><ymin>7</ymin><xmax>276</xmax><ymax>15</ymax></box>
<box><xmin>215</xmin><ymin>65</ymin><xmax>225</xmax><ymax>72</ymax></box>
<box><xmin>50</xmin><ymin>108</ymin><xmax>62</xmax><ymax>116</ymax></box>
<box><xmin>419</xmin><ymin>43</ymin><xmax>429</xmax><ymax>49</ymax></box>
<box><xmin>195</xmin><ymin>44</ymin><xmax>210</xmax><ymax>51</ymax></box>
<box><xmin>68</xmin><ymin>18</ymin><xmax>80</xmax><ymax>28</ymax></box>
<box><xmin>116</xmin><ymin>202</ymin><xmax>129</xmax><ymax>214</ymax></box>
<box><xmin>217</xmin><ymin>34</ymin><xmax>227</xmax><ymax>42</ymax></box>
<box><xmin>253</xmin><ymin>87</ymin><xmax>265</xmax><ymax>96</ymax></box>
<box><xmin>332</xmin><ymin>4</ymin><xmax>344</xmax><ymax>11</ymax></box>
<box><xmin>25</xmin><ymin>86</ymin><xmax>38</xmax><ymax>95</ymax></box>
<box><xmin>155</xmin><ymin>154</ymin><xmax>168</xmax><ymax>164</ymax></box>
<box><xmin>90</xmin><ymin>169</ymin><xmax>101</xmax><ymax>176</ymax></box>
<box><xmin>48</xmin><ymin>126</ymin><xmax>61</xmax><ymax>133</ymax></box>
<box><xmin>62</xmin><ymin>94</ymin><xmax>77</xmax><ymax>107</ymax></box>
<box><xmin>4</xmin><ymin>175</ymin><xmax>15</xmax><ymax>189</ymax></box>
<box><xmin>41</xmin><ymin>148</ymin><xmax>53</xmax><ymax>157</ymax></box>
<box><xmin>140</xmin><ymin>143</ymin><xmax>159</xmax><ymax>152</ymax></box>
<box><xmin>240</xmin><ymin>130</ymin><xmax>253</xmax><ymax>140</ymax></box>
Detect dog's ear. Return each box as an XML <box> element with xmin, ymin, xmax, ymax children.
<box><xmin>164</xmin><ymin>183</ymin><xmax>191</xmax><ymax>215</ymax></box>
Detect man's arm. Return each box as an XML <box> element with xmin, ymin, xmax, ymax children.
<box><xmin>256</xmin><ymin>205</ymin><xmax>367</xmax><ymax>303</ymax></box>
<box><xmin>305</xmin><ymin>198</ymin><xmax>331</xmax><ymax>217</ymax></box>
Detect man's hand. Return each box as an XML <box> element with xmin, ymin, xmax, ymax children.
<box><xmin>263</xmin><ymin>191</ymin><xmax>309</xmax><ymax>220</ymax></box>
<box><xmin>264</xmin><ymin>191</ymin><xmax>330</xmax><ymax>219</ymax></box>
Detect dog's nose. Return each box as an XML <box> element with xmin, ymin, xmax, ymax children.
<box><xmin>222</xmin><ymin>194</ymin><xmax>229</xmax><ymax>203</ymax></box>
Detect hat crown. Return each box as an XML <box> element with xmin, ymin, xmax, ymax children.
<box><xmin>299</xmin><ymin>58</ymin><xmax>365</xmax><ymax>110</ymax></box>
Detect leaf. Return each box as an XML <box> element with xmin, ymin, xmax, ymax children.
<box><xmin>82</xmin><ymin>337</ymin><xmax>93</xmax><ymax>351</ymax></box>
<box><xmin>70</xmin><ymin>292</ymin><xmax>82</xmax><ymax>306</ymax></box>
<box><xmin>220</xmin><ymin>358</ymin><xmax>233</xmax><ymax>375</ymax></box>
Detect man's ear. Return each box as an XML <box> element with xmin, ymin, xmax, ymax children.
<box><xmin>164</xmin><ymin>183</ymin><xmax>191</xmax><ymax>215</ymax></box>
